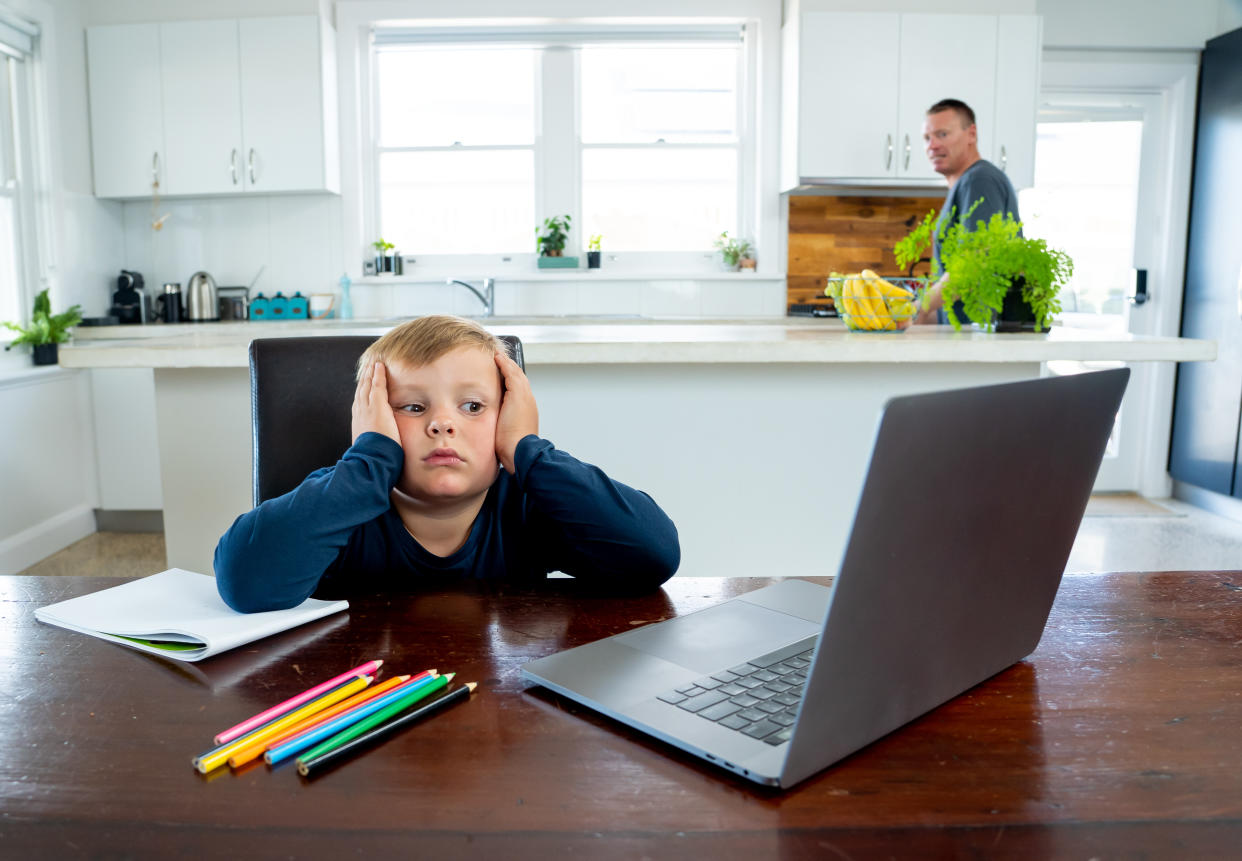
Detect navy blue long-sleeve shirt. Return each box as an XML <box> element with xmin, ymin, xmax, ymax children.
<box><xmin>214</xmin><ymin>433</ymin><xmax>680</xmax><ymax>612</ymax></box>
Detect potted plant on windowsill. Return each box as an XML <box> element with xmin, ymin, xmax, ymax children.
<box><xmin>372</xmin><ymin>238</ymin><xmax>397</xmax><ymax>273</ymax></box>
<box><xmin>3</xmin><ymin>288</ymin><xmax>84</xmax><ymax>366</ymax></box>
<box><xmin>587</xmin><ymin>234</ymin><xmax>602</xmax><ymax>269</ymax></box>
<box><xmin>713</xmin><ymin>231</ymin><xmax>753</xmax><ymax>272</ymax></box>
<box><xmin>536</xmin><ymin>215</ymin><xmax>577</xmax><ymax>268</ymax></box>
<box><xmin>894</xmin><ymin>203</ymin><xmax>1072</xmax><ymax>333</ymax></box>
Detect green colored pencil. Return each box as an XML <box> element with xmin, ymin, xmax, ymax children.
<box><xmin>295</xmin><ymin>673</ymin><xmax>452</xmax><ymax>765</ymax></box>
<box><xmin>297</xmin><ymin>682</ymin><xmax>476</xmax><ymax>777</ymax></box>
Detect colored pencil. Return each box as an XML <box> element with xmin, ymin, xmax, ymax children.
<box><xmin>298</xmin><ymin>682</ymin><xmax>476</xmax><ymax>777</ymax></box>
<box><xmin>192</xmin><ymin>674</ymin><xmax>374</xmax><ymax>774</ymax></box>
<box><xmin>224</xmin><ymin>673</ymin><xmax>422</xmax><ymax>769</ymax></box>
<box><xmin>213</xmin><ymin>658</ymin><xmax>382</xmax><ymax>745</ymax></box>
<box><xmin>264</xmin><ymin>672</ymin><xmax>444</xmax><ymax>766</ymax></box>
<box><xmin>295</xmin><ymin>673</ymin><xmax>454</xmax><ymax>770</ymax></box>
<box><xmin>193</xmin><ymin>675</ymin><xmax>372</xmax><ymax>773</ymax></box>
<box><xmin>252</xmin><ymin>671</ymin><xmax>429</xmax><ymax>753</ymax></box>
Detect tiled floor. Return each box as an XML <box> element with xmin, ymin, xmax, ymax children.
<box><xmin>1067</xmin><ymin>496</ymin><xmax>1242</xmax><ymax>575</ymax></box>
<box><xmin>17</xmin><ymin>496</ymin><xmax>1242</xmax><ymax>578</ymax></box>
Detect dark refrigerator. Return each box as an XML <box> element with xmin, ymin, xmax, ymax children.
<box><xmin>1168</xmin><ymin>26</ymin><xmax>1242</xmax><ymax>495</ymax></box>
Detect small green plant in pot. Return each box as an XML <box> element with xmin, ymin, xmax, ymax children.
<box><xmin>536</xmin><ymin>215</ymin><xmax>571</xmax><ymax>256</ymax></box>
<box><xmin>536</xmin><ymin>215</ymin><xmax>578</xmax><ymax>268</ymax></box>
<box><xmin>713</xmin><ymin>231</ymin><xmax>753</xmax><ymax>272</ymax></box>
<box><xmin>372</xmin><ymin>238</ymin><xmax>396</xmax><ymax>273</ymax></box>
<box><xmin>894</xmin><ymin>202</ymin><xmax>1072</xmax><ymax>333</ymax></box>
<box><xmin>3</xmin><ymin>288</ymin><xmax>84</xmax><ymax>365</ymax></box>
<box><xmin>587</xmin><ymin>234</ymin><xmax>602</xmax><ymax>269</ymax></box>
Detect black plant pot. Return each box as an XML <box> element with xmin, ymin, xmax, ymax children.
<box><xmin>32</xmin><ymin>343</ymin><xmax>58</xmax><ymax>366</ymax></box>
<box><xmin>587</xmin><ymin>251</ymin><xmax>601</xmax><ymax>269</ymax></box>
<box><xmin>996</xmin><ymin>278</ymin><xmax>1041</xmax><ymax>332</ymax></box>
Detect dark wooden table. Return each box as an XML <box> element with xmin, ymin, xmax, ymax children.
<box><xmin>2</xmin><ymin>573</ymin><xmax>1240</xmax><ymax>858</ymax></box>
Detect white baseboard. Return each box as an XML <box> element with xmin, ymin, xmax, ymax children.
<box><xmin>0</xmin><ymin>505</ymin><xmax>97</xmax><ymax>574</ymax></box>
<box><xmin>1172</xmin><ymin>481</ymin><xmax>1242</xmax><ymax>525</ymax></box>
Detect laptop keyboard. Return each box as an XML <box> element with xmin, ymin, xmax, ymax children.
<box><xmin>655</xmin><ymin>637</ymin><xmax>817</xmax><ymax>747</ymax></box>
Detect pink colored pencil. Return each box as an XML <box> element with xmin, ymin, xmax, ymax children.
<box><xmin>214</xmin><ymin>659</ymin><xmax>383</xmax><ymax>745</ymax></box>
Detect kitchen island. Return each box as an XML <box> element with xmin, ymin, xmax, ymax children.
<box><xmin>62</xmin><ymin>319</ymin><xmax>1214</xmax><ymax>578</ymax></box>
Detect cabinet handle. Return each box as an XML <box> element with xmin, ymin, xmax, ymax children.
<box><xmin>1000</xmin><ymin>145</ymin><xmax>1008</xmax><ymax>173</ymax></box>
<box><xmin>248</xmin><ymin>148</ymin><xmax>256</xmax><ymax>185</ymax></box>
<box><xmin>152</xmin><ymin>152</ymin><xmax>160</xmax><ymax>185</ymax></box>
<box><xmin>885</xmin><ymin>134</ymin><xmax>893</xmax><ymax>171</ymax></box>
<box><xmin>903</xmin><ymin>134</ymin><xmax>911</xmax><ymax>170</ymax></box>
<box><xmin>230</xmin><ymin>149</ymin><xmax>239</xmax><ymax>185</ymax></box>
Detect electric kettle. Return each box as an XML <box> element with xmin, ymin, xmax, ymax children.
<box><xmin>186</xmin><ymin>271</ymin><xmax>219</xmax><ymax>321</ymax></box>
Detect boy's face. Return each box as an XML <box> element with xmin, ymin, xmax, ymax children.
<box><xmin>383</xmin><ymin>345</ymin><xmax>502</xmax><ymax>505</ymax></box>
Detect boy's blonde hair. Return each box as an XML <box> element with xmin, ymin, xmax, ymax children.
<box><xmin>357</xmin><ymin>315</ymin><xmax>507</xmax><ymax>381</ymax></box>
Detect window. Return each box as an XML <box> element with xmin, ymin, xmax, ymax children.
<box><xmin>0</xmin><ymin>7</ymin><xmax>42</xmax><ymax>338</ymax></box>
<box><xmin>580</xmin><ymin>45</ymin><xmax>740</xmax><ymax>252</ymax></box>
<box><xmin>376</xmin><ymin>47</ymin><xmax>537</xmax><ymax>254</ymax></box>
<box><xmin>369</xmin><ymin>26</ymin><xmax>746</xmax><ymax>267</ymax></box>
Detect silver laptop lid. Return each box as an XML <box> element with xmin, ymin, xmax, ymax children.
<box><xmin>780</xmin><ymin>368</ymin><xmax>1129</xmax><ymax>786</ymax></box>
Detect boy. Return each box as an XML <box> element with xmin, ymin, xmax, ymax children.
<box><xmin>215</xmin><ymin>315</ymin><xmax>680</xmax><ymax>612</ymax></box>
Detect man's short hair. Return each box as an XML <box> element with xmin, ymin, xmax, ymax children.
<box><xmin>358</xmin><ymin>314</ymin><xmax>508</xmax><ymax>381</ymax></box>
<box><xmin>927</xmin><ymin>99</ymin><xmax>976</xmax><ymax>128</ymax></box>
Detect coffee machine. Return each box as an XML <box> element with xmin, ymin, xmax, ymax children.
<box><xmin>110</xmin><ymin>270</ymin><xmax>151</xmax><ymax>324</ymax></box>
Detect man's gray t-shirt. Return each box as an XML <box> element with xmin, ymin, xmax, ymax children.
<box><xmin>932</xmin><ymin>158</ymin><xmax>1021</xmax><ymax>323</ymax></box>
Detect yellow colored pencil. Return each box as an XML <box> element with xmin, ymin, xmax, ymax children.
<box><xmin>226</xmin><ymin>674</ymin><xmax>417</xmax><ymax>768</ymax></box>
<box><xmin>192</xmin><ymin>675</ymin><xmax>372</xmax><ymax>773</ymax></box>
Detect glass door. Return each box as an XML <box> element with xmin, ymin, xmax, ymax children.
<box><xmin>1019</xmin><ymin>92</ymin><xmax>1163</xmax><ymax>491</ymax></box>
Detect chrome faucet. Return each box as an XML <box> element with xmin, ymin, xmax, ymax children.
<box><xmin>446</xmin><ymin>278</ymin><xmax>495</xmax><ymax>317</ymax></box>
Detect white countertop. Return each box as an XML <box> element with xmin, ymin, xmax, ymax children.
<box><xmin>60</xmin><ymin>317</ymin><xmax>1216</xmax><ymax>368</ymax></box>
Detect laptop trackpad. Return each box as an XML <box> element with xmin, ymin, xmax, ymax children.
<box><xmin>614</xmin><ymin>600</ymin><xmax>820</xmax><ymax>674</ymax></box>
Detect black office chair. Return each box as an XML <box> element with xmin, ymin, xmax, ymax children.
<box><xmin>250</xmin><ymin>334</ymin><xmax>524</xmax><ymax>506</ymax></box>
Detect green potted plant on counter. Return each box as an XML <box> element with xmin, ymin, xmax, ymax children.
<box><xmin>3</xmin><ymin>288</ymin><xmax>84</xmax><ymax>366</ymax></box>
<box><xmin>587</xmin><ymin>234</ymin><xmax>602</xmax><ymax>269</ymax></box>
<box><xmin>713</xmin><ymin>231</ymin><xmax>753</xmax><ymax>272</ymax></box>
<box><xmin>536</xmin><ymin>215</ymin><xmax>577</xmax><ymax>268</ymax></box>
<box><xmin>894</xmin><ymin>202</ymin><xmax>1071</xmax><ymax>332</ymax></box>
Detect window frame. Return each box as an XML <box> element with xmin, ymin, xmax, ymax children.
<box><xmin>0</xmin><ymin>22</ymin><xmax>47</xmax><ymax>344</ymax></box>
<box><xmin>357</xmin><ymin>22</ymin><xmax>759</xmax><ymax>277</ymax></box>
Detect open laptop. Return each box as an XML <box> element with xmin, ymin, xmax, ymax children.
<box><xmin>522</xmin><ymin>369</ymin><xmax>1130</xmax><ymax>788</ymax></box>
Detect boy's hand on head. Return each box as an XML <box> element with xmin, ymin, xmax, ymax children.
<box><xmin>351</xmin><ymin>360</ymin><xmax>401</xmax><ymax>446</ymax></box>
<box><xmin>494</xmin><ymin>350</ymin><xmax>538</xmax><ymax>474</ymax></box>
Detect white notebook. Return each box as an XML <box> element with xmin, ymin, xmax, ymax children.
<box><xmin>34</xmin><ymin>569</ymin><xmax>348</xmax><ymax>662</ymax></box>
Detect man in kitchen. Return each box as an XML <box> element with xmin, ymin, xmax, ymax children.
<box><xmin>912</xmin><ymin>98</ymin><xmax>1021</xmax><ymax>325</ymax></box>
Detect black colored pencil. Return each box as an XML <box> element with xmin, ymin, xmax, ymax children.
<box><xmin>296</xmin><ymin>682</ymin><xmax>477</xmax><ymax>777</ymax></box>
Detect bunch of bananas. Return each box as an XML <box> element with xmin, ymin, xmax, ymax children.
<box><xmin>826</xmin><ymin>269</ymin><xmax>917</xmax><ymax>331</ymax></box>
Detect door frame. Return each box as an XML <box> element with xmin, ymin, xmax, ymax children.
<box><xmin>1039</xmin><ymin>49</ymin><xmax>1199</xmax><ymax>497</ymax></box>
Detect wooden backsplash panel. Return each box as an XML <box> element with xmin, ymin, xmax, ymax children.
<box><xmin>787</xmin><ymin>196</ymin><xmax>938</xmax><ymax>307</ymax></box>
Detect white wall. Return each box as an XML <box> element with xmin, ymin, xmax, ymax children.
<box><xmin>1</xmin><ymin>0</ymin><xmax>127</xmax><ymax>571</ymax></box>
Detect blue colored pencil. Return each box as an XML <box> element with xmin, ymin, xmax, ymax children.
<box><xmin>264</xmin><ymin>673</ymin><xmax>440</xmax><ymax>765</ymax></box>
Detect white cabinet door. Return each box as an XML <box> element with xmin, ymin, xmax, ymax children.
<box><xmin>86</xmin><ymin>25</ymin><xmax>165</xmax><ymax>199</ymax></box>
<box><xmin>90</xmin><ymin>369</ymin><xmax>164</xmax><ymax>510</ymax></box>
<box><xmin>896</xmin><ymin>15</ymin><xmax>998</xmax><ymax>181</ymax></box>
<box><xmin>160</xmin><ymin>20</ymin><xmax>244</xmax><ymax>196</ymax></box>
<box><xmin>797</xmin><ymin>13</ymin><xmax>900</xmax><ymax>180</ymax></box>
<box><xmin>993</xmin><ymin>15</ymin><xmax>1041</xmax><ymax>190</ymax></box>
<box><xmin>239</xmin><ymin>17</ymin><xmax>332</xmax><ymax>193</ymax></box>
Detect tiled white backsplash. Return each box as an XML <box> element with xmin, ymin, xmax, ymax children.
<box><xmin>120</xmin><ymin>194</ymin><xmax>785</xmax><ymax>319</ymax></box>
<box><xmin>122</xmin><ymin>194</ymin><xmax>345</xmax><ymax>299</ymax></box>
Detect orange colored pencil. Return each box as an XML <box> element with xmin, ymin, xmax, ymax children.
<box><xmin>264</xmin><ymin>670</ymin><xmax>437</xmax><ymax>751</ymax></box>
<box><xmin>194</xmin><ymin>675</ymin><xmax>372</xmax><ymax>773</ymax></box>
<box><xmin>225</xmin><ymin>673</ymin><xmax>424</xmax><ymax>768</ymax></box>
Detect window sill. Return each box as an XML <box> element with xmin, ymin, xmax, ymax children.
<box><xmin>356</xmin><ymin>270</ymin><xmax>785</xmax><ymax>285</ymax></box>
